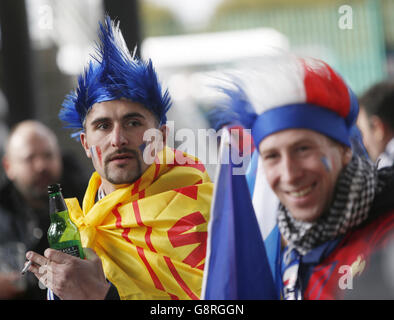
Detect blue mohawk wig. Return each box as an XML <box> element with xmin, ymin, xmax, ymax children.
<box><xmin>208</xmin><ymin>82</ymin><xmax>257</xmax><ymax>131</ymax></box>
<box><xmin>59</xmin><ymin>16</ymin><xmax>172</xmax><ymax>139</ymax></box>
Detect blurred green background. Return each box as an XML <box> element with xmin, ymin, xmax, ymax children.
<box><xmin>0</xmin><ymin>0</ymin><xmax>393</xmax><ymax>175</ymax></box>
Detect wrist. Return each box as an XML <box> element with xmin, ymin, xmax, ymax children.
<box><xmin>104</xmin><ymin>282</ymin><xmax>120</xmax><ymax>300</ymax></box>
<box><xmin>98</xmin><ymin>281</ymin><xmax>112</xmax><ymax>300</ymax></box>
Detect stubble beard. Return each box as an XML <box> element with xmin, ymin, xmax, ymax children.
<box><xmin>103</xmin><ymin>149</ymin><xmax>143</xmax><ymax>185</ymax></box>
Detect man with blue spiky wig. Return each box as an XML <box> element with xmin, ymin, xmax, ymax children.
<box><xmin>26</xmin><ymin>16</ymin><xmax>213</xmax><ymax>300</ymax></box>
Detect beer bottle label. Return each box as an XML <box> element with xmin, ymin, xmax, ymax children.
<box><xmin>52</xmin><ymin>240</ymin><xmax>84</xmax><ymax>259</ymax></box>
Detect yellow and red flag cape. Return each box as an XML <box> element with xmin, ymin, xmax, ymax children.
<box><xmin>65</xmin><ymin>147</ymin><xmax>213</xmax><ymax>299</ymax></box>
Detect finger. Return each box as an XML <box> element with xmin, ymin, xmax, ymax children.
<box><xmin>26</xmin><ymin>251</ymin><xmax>48</xmax><ymax>267</ymax></box>
<box><xmin>44</xmin><ymin>248</ymin><xmax>78</xmax><ymax>264</ymax></box>
<box><xmin>28</xmin><ymin>262</ymin><xmax>49</xmax><ymax>286</ymax></box>
<box><xmin>28</xmin><ymin>259</ymin><xmax>47</xmax><ymax>274</ymax></box>
<box><xmin>82</xmin><ymin>248</ymin><xmax>99</xmax><ymax>261</ymax></box>
<box><xmin>28</xmin><ymin>262</ymin><xmax>41</xmax><ymax>275</ymax></box>
<box><xmin>37</xmin><ymin>267</ymin><xmax>51</xmax><ymax>291</ymax></box>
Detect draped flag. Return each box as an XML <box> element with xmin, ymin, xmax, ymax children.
<box><xmin>66</xmin><ymin>146</ymin><xmax>213</xmax><ymax>300</ymax></box>
<box><xmin>246</xmin><ymin>150</ymin><xmax>281</xmax><ymax>296</ymax></box>
<box><xmin>202</xmin><ymin>128</ymin><xmax>278</xmax><ymax>299</ymax></box>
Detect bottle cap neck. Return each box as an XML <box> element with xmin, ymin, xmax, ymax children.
<box><xmin>49</xmin><ymin>191</ymin><xmax>67</xmax><ymax>214</ymax></box>
<box><xmin>49</xmin><ymin>191</ymin><xmax>62</xmax><ymax>197</ymax></box>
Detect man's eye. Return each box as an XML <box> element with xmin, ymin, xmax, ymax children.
<box><xmin>96</xmin><ymin>123</ymin><xmax>110</xmax><ymax>130</ymax></box>
<box><xmin>126</xmin><ymin>120</ymin><xmax>142</xmax><ymax>127</ymax></box>
<box><xmin>297</xmin><ymin>145</ymin><xmax>310</xmax><ymax>152</ymax></box>
<box><xmin>264</xmin><ymin>153</ymin><xmax>278</xmax><ymax>160</ymax></box>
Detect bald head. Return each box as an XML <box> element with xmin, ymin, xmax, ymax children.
<box><xmin>3</xmin><ymin>120</ymin><xmax>62</xmax><ymax>206</ymax></box>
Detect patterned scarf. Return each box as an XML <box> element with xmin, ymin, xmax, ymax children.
<box><xmin>278</xmin><ymin>156</ymin><xmax>393</xmax><ymax>255</ymax></box>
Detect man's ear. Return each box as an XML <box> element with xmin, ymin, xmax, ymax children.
<box><xmin>2</xmin><ymin>155</ymin><xmax>12</xmax><ymax>179</ymax></box>
<box><xmin>370</xmin><ymin>115</ymin><xmax>385</xmax><ymax>142</ymax></box>
<box><xmin>80</xmin><ymin>132</ymin><xmax>91</xmax><ymax>159</ymax></box>
<box><xmin>342</xmin><ymin>146</ymin><xmax>353</xmax><ymax>166</ymax></box>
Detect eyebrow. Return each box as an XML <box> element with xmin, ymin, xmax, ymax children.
<box><xmin>260</xmin><ymin>138</ymin><xmax>316</xmax><ymax>154</ymax></box>
<box><xmin>123</xmin><ymin>112</ymin><xmax>146</xmax><ymax>120</ymax></box>
<box><xmin>260</xmin><ymin>147</ymin><xmax>278</xmax><ymax>157</ymax></box>
<box><xmin>89</xmin><ymin>112</ymin><xmax>146</xmax><ymax>127</ymax></box>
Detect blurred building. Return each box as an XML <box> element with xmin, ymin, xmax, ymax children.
<box><xmin>211</xmin><ymin>0</ymin><xmax>394</xmax><ymax>95</ymax></box>
<box><xmin>144</xmin><ymin>0</ymin><xmax>394</xmax><ymax>94</ymax></box>
<box><xmin>141</xmin><ymin>28</ymin><xmax>290</xmax><ymax>178</ymax></box>
<box><xmin>140</xmin><ymin>0</ymin><xmax>394</xmax><ymax>177</ymax></box>
<box><xmin>1</xmin><ymin>0</ymin><xmax>394</xmax><ymax>180</ymax></box>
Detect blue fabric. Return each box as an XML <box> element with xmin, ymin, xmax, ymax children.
<box><xmin>265</xmin><ymin>225</ymin><xmax>281</xmax><ymax>296</ymax></box>
<box><xmin>245</xmin><ymin>150</ymin><xmax>259</xmax><ymax>195</ymax></box>
<box><xmin>245</xmin><ymin>149</ymin><xmax>282</xmax><ymax>298</ymax></box>
<box><xmin>297</xmin><ymin>237</ymin><xmax>342</xmax><ymax>297</ymax></box>
<box><xmin>251</xmin><ymin>103</ymin><xmax>350</xmax><ymax>147</ymax></box>
<box><xmin>280</xmin><ymin>247</ymin><xmax>302</xmax><ymax>300</ymax></box>
<box><xmin>204</xmin><ymin>135</ymin><xmax>278</xmax><ymax>300</ymax></box>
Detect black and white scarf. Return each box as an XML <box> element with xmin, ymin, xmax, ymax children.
<box><xmin>277</xmin><ymin>156</ymin><xmax>393</xmax><ymax>255</ymax></box>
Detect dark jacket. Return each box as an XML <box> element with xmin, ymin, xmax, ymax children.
<box><xmin>0</xmin><ymin>153</ymin><xmax>89</xmax><ymax>299</ymax></box>
<box><xmin>299</xmin><ymin>178</ymin><xmax>394</xmax><ymax>299</ymax></box>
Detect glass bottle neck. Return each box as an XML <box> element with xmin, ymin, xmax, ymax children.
<box><xmin>49</xmin><ymin>192</ymin><xmax>68</xmax><ymax>214</ymax></box>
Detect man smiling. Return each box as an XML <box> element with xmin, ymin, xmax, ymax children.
<box><xmin>26</xmin><ymin>17</ymin><xmax>212</xmax><ymax>300</ymax></box>
<box><xmin>215</xmin><ymin>55</ymin><xmax>394</xmax><ymax>299</ymax></box>
<box><xmin>259</xmin><ymin>129</ymin><xmax>351</xmax><ymax>223</ymax></box>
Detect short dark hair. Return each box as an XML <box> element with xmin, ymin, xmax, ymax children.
<box><xmin>359</xmin><ymin>80</ymin><xmax>394</xmax><ymax>129</ymax></box>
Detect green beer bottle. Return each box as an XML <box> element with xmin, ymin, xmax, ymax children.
<box><xmin>47</xmin><ymin>184</ymin><xmax>85</xmax><ymax>259</ymax></box>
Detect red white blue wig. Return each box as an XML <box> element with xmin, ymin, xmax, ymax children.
<box><xmin>59</xmin><ymin>16</ymin><xmax>172</xmax><ymax>139</ymax></box>
<box><xmin>213</xmin><ymin>55</ymin><xmax>359</xmax><ymax>148</ymax></box>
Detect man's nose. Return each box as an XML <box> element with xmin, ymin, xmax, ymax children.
<box><xmin>32</xmin><ymin>156</ymin><xmax>49</xmax><ymax>173</ymax></box>
<box><xmin>110</xmin><ymin>125</ymin><xmax>128</xmax><ymax>147</ymax></box>
<box><xmin>280</xmin><ymin>155</ymin><xmax>302</xmax><ymax>185</ymax></box>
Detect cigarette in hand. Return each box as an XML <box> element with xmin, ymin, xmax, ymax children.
<box><xmin>21</xmin><ymin>260</ymin><xmax>32</xmax><ymax>275</ymax></box>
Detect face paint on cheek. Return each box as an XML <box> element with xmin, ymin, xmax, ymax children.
<box><xmin>96</xmin><ymin>146</ymin><xmax>103</xmax><ymax>166</ymax></box>
<box><xmin>90</xmin><ymin>145</ymin><xmax>103</xmax><ymax>167</ymax></box>
<box><xmin>321</xmin><ymin>156</ymin><xmax>332</xmax><ymax>172</ymax></box>
<box><xmin>89</xmin><ymin>146</ymin><xmax>96</xmax><ymax>163</ymax></box>
<box><xmin>138</xmin><ymin>142</ymin><xmax>147</xmax><ymax>154</ymax></box>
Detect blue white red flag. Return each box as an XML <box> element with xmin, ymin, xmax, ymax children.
<box><xmin>201</xmin><ymin>128</ymin><xmax>278</xmax><ymax>299</ymax></box>
<box><xmin>246</xmin><ymin>149</ymin><xmax>281</xmax><ymax>296</ymax></box>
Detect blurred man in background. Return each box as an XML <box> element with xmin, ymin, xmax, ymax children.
<box><xmin>0</xmin><ymin>120</ymin><xmax>86</xmax><ymax>299</ymax></box>
<box><xmin>357</xmin><ymin>80</ymin><xmax>394</xmax><ymax>168</ymax></box>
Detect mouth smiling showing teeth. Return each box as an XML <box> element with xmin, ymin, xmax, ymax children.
<box><xmin>288</xmin><ymin>184</ymin><xmax>315</xmax><ymax>198</ymax></box>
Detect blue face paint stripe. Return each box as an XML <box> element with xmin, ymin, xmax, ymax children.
<box><xmin>138</xmin><ymin>142</ymin><xmax>147</xmax><ymax>154</ymax></box>
<box><xmin>90</xmin><ymin>146</ymin><xmax>96</xmax><ymax>162</ymax></box>
<box><xmin>321</xmin><ymin>156</ymin><xmax>331</xmax><ymax>172</ymax></box>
